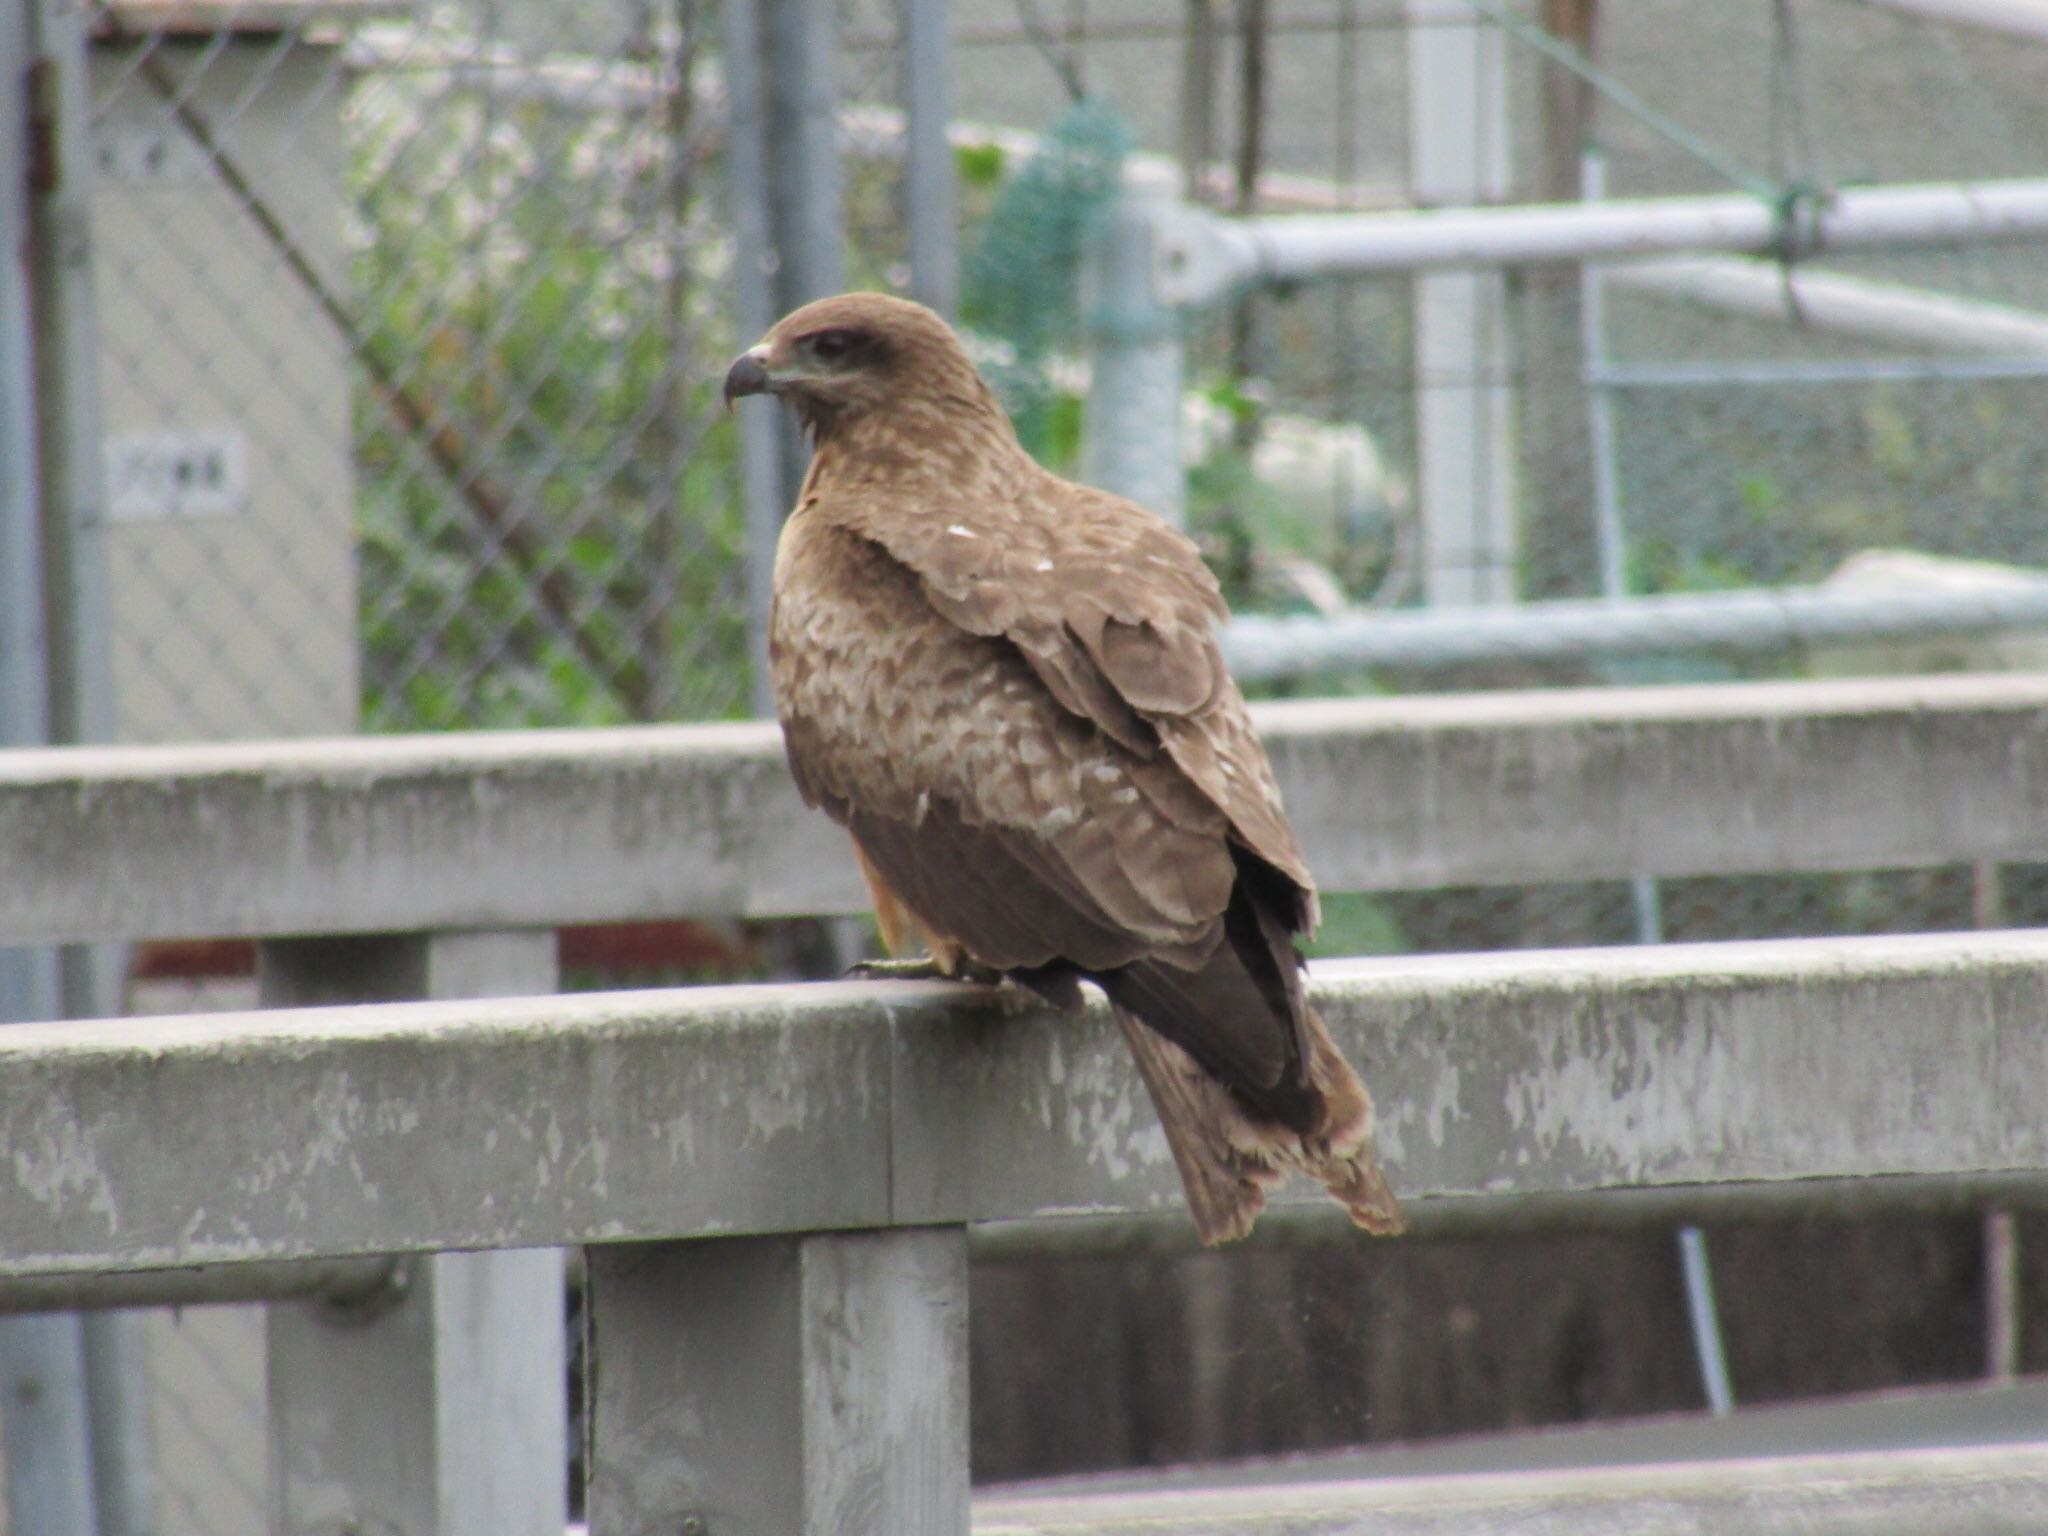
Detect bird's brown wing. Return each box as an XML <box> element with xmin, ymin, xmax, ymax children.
<box><xmin>773</xmin><ymin>507</ymin><xmax>1310</xmax><ymax>1099</ymax></box>
<box><xmin>831</xmin><ymin>480</ymin><xmax>1318</xmax><ymax>927</ymax></box>
<box><xmin>800</xmin><ymin>481</ymin><xmax>1340</xmax><ymax>1115</ymax></box>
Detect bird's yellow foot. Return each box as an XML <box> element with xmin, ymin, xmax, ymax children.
<box><xmin>846</xmin><ymin>955</ymin><xmax>1004</xmax><ymax>986</ymax></box>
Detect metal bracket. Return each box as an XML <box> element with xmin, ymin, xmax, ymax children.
<box><xmin>1146</xmin><ymin>194</ymin><xmax>1262</xmax><ymax>311</ymax></box>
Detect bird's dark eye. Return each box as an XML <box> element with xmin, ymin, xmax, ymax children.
<box><xmin>809</xmin><ymin>329</ymin><xmax>855</xmax><ymax>364</ymax></box>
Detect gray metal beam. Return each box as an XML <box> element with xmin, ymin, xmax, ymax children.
<box><xmin>2</xmin><ymin>931</ymin><xmax>2047</xmax><ymax>1277</ymax></box>
<box><xmin>900</xmin><ymin>0</ymin><xmax>958</xmax><ymax>316</ymax></box>
<box><xmin>9</xmin><ymin>674</ymin><xmax>2048</xmax><ymax>944</ymax></box>
<box><xmin>971</xmin><ymin>1441</ymin><xmax>2048</xmax><ymax>1535</ymax></box>
<box><xmin>1220</xmin><ymin>579</ymin><xmax>2048</xmax><ymax>682</ymax></box>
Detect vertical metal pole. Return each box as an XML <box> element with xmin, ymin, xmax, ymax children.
<box><xmin>27</xmin><ymin>0</ymin><xmax>113</xmax><ymax>752</ymax></box>
<box><xmin>2</xmin><ymin>8</ymin><xmax>108</xmax><ymax>1532</ymax></box>
<box><xmin>1578</xmin><ymin>165</ymin><xmax>1734</xmax><ymax>1415</ymax></box>
<box><xmin>1678</xmin><ymin>1226</ymin><xmax>1736</xmax><ymax>1416</ymax></box>
<box><xmin>0</xmin><ymin>0</ymin><xmax>61</xmax><ymax>1029</ymax></box>
<box><xmin>0</xmin><ymin>1321</ymin><xmax>98</xmax><ymax>1535</ymax></box>
<box><xmin>763</xmin><ymin>0</ymin><xmax>844</xmax><ymax>509</ymax></box>
<box><xmin>720</xmin><ymin>0</ymin><xmax>785</xmax><ymax>718</ymax></box>
<box><xmin>1578</xmin><ymin>150</ymin><xmax>1664</xmax><ymax>948</ymax></box>
<box><xmin>764</xmin><ymin>0</ymin><xmax>844</xmax><ymax>311</ymax></box>
<box><xmin>729</xmin><ymin>0</ymin><xmax>781</xmax><ymax>715</ymax></box>
<box><xmin>80</xmin><ymin>1316</ymin><xmax>152</xmax><ymax>1536</ymax></box>
<box><xmin>1986</xmin><ymin>1209</ymin><xmax>2021</xmax><ymax>1381</ymax></box>
<box><xmin>27</xmin><ymin>13</ymin><xmax>149</xmax><ymax>1529</ymax></box>
<box><xmin>725</xmin><ymin>0</ymin><xmax>845</xmax><ymax>717</ymax></box>
<box><xmin>1406</xmin><ymin>0</ymin><xmax>1516</xmax><ymax>605</ymax></box>
<box><xmin>1081</xmin><ymin>186</ymin><xmax>1186</xmax><ymax>524</ymax></box>
<box><xmin>901</xmin><ymin>0</ymin><xmax>957</xmax><ymax>316</ymax></box>
<box><xmin>1581</xmin><ymin>152</ymin><xmax>1629</xmax><ymax>606</ymax></box>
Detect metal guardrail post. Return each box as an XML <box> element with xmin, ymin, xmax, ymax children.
<box><xmin>261</xmin><ymin>931</ymin><xmax>569</xmax><ymax>1536</ymax></box>
<box><xmin>584</xmin><ymin>1226</ymin><xmax>969</xmax><ymax>1535</ymax></box>
<box><xmin>0</xmin><ymin>1320</ymin><xmax>96</xmax><ymax>1534</ymax></box>
<box><xmin>1081</xmin><ymin>185</ymin><xmax>1187</xmax><ymax>524</ymax></box>
<box><xmin>1</xmin><ymin>7</ymin><xmax>117</xmax><ymax>1530</ymax></box>
<box><xmin>901</xmin><ymin>0</ymin><xmax>959</xmax><ymax>316</ymax></box>
<box><xmin>1406</xmin><ymin>0</ymin><xmax>1516</xmax><ymax>605</ymax></box>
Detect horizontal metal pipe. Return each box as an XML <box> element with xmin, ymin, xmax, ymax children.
<box><xmin>1222</xmin><ymin>177</ymin><xmax>2048</xmax><ymax>283</ymax></box>
<box><xmin>1609</xmin><ymin>255</ymin><xmax>2048</xmax><ymax>357</ymax></box>
<box><xmin>1590</xmin><ymin>356</ymin><xmax>2048</xmax><ymax>388</ymax></box>
<box><xmin>1221</xmin><ymin>580</ymin><xmax>2048</xmax><ymax>681</ymax></box>
<box><xmin>1856</xmin><ymin>0</ymin><xmax>2048</xmax><ymax>41</ymax></box>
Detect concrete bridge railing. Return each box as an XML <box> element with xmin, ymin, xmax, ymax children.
<box><xmin>6</xmin><ymin>673</ymin><xmax>2048</xmax><ymax>1533</ymax></box>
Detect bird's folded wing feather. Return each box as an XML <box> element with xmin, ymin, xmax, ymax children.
<box><xmin>833</xmin><ymin>483</ymin><xmax>1317</xmax><ymax>923</ymax></box>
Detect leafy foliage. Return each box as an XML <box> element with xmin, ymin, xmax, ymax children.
<box><xmin>348</xmin><ymin>55</ymin><xmax>748</xmax><ymax>730</ymax></box>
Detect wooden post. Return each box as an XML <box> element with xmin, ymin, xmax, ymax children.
<box><xmin>584</xmin><ymin>1226</ymin><xmax>969</xmax><ymax>1536</ymax></box>
<box><xmin>261</xmin><ymin>930</ymin><xmax>568</xmax><ymax>1536</ymax></box>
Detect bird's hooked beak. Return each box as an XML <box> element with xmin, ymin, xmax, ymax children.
<box><xmin>723</xmin><ymin>344</ymin><xmax>773</xmax><ymax>410</ymax></box>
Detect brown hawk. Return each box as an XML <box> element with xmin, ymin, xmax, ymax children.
<box><xmin>726</xmin><ymin>292</ymin><xmax>1403</xmax><ymax>1244</ymax></box>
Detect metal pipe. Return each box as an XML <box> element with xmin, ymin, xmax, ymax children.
<box><xmin>26</xmin><ymin>0</ymin><xmax>113</xmax><ymax>755</ymax></box>
<box><xmin>1081</xmin><ymin>185</ymin><xmax>1188</xmax><ymax>523</ymax></box>
<box><xmin>1221</xmin><ymin>578</ymin><xmax>2048</xmax><ymax>681</ymax></box>
<box><xmin>1680</xmin><ymin>1225</ymin><xmax>1737</xmax><ymax>1415</ymax></box>
<box><xmin>81</xmin><ymin>1314</ymin><xmax>154</xmax><ymax>1536</ymax></box>
<box><xmin>901</xmin><ymin>0</ymin><xmax>958</xmax><ymax>316</ymax></box>
<box><xmin>0</xmin><ymin>0</ymin><xmax>59</xmax><ymax>1028</ymax></box>
<box><xmin>1856</xmin><ymin>0</ymin><xmax>2048</xmax><ymax>41</ymax></box>
<box><xmin>0</xmin><ymin>15</ymin><xmax>100</xmax><ymax>1535</ymax></box>
<box><xmin>1203</xmin><ymin>176</ymin><xmax>2048</xmax><ymax>287</ymax></box>
<box><xmin>0</xmin><ymin>1319</ymin><xmax>97</xmax><ymax>1534</ymax></box>
<box><xmin>1581</xmin><ymin>153</ymin><xmax>1628</xmax><ymax>609</ymax></box>
<box><xmin>1593</xmin><ymin>355</ymin><xmax>2048</xmax><ymax>388</ymax></box>
<box><xmin>719</xmin><ymin>0</ymin><xmax>785</xmax><ymax>718</ymax></box>
<box><xmin>1610</xmin><ymin>255</ymin><xmax>2048</xmax><ymax>358</ymax></box>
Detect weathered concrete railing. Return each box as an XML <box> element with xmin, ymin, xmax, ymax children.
<box><xmin>12</xmin><ymin>933</ymin><xmax>2048</xmax><ymax>1531</ymax></box>
<box><xmin>7</xmin><ymin>672</ymin><xmax>2048</xmax><ymax>1534</ymax></box>
<box><xmin>6</xmin><ymin>673</ymin><xmax>2048</xmax><ymax>943</ymax></box>
<box><xmin>14</xmin><ymin>935</ymin><xmax>2048</xmax><ymax>1271</ymax></box>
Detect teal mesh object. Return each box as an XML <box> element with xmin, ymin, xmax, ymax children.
<box><xmin>960</xmin><ymin>99</ymin><xmax>1133</xmax><ymax>461</ymax></box>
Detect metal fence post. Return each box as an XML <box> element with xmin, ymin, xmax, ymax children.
<box><xmin>584</xmin><ymin>1226</ymin><xmax>969</xmax><ymax>1535</ymax></box>
<box><xmin>1405</xmin><ymin>0</ymin><xmax>1517</xmax><ymax>604</ymax></box>
<box><xmin>0</xmin><ymin>0</ymin><xmax>61</xmax><ymax>1040</ymax></box>
<box><xmin>724</xmin><ymin>0</ymin><xmax>846</xmax><ymax>717</ymax></box>
<box><xmin>0</xmin><ymin>1320</ymin><xmax>97</xmax><ymax>1535</ymax></box>
<box><xmin>27</xmin><ymin>0</ymin><xmax>113</xmax><ymax>754</ymax></box>
<box><xmin>901</xmin><ymin>0</ymin><xmax>958</xmax><ymax>316</ymax></box>
<box><xmin>2</xmin><ymin>7</ymin><xmax>116</xmax><ymax>1532</ymax></box>
<box><xmin>1081</xmin><ymin>186</ymin><xmax>1186</xmax><ymax>524</ymax></box>
<box><xmin>261</xmin><ymin>931</ymin><xmax>568</xmax><ymax>1536</ymax></box>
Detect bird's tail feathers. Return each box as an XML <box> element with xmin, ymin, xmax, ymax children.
<box><xmin>1113</xmin><ymin>1002</ymin><xmax>1406</xmax><ymax>1245</ymax></box>
<box><xmin>1113</xmin><ymin>1005</ymin><xmax>1278</xmax><ymax>1245</ymax></box>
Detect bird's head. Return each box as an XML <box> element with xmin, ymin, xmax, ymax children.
<box><xmin>723</xmin><ymin>292</ymin><xmax>1006</xmax><ymax>445</ymax></box>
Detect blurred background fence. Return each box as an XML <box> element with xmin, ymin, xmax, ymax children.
<box><xmin>7</xmin><ymin>0</ymin><xmax>2048</xmax><ymax>1527</ymax></box>
<box><xmin>75</xmin><ymin>0</ymin><xmax>2048</xmax><ymax>748</ymax></box>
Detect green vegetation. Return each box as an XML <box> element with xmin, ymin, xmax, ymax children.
<box><xmin>349</xmin><ymin>66</ymin><xmax>747</xmax><ymax>730</ymax></box>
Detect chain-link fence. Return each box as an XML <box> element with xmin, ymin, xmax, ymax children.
<box><xmin>21</xmin><ymin>0</ymin><xmax>2048</xmax><ymax>1522</ymax></box>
